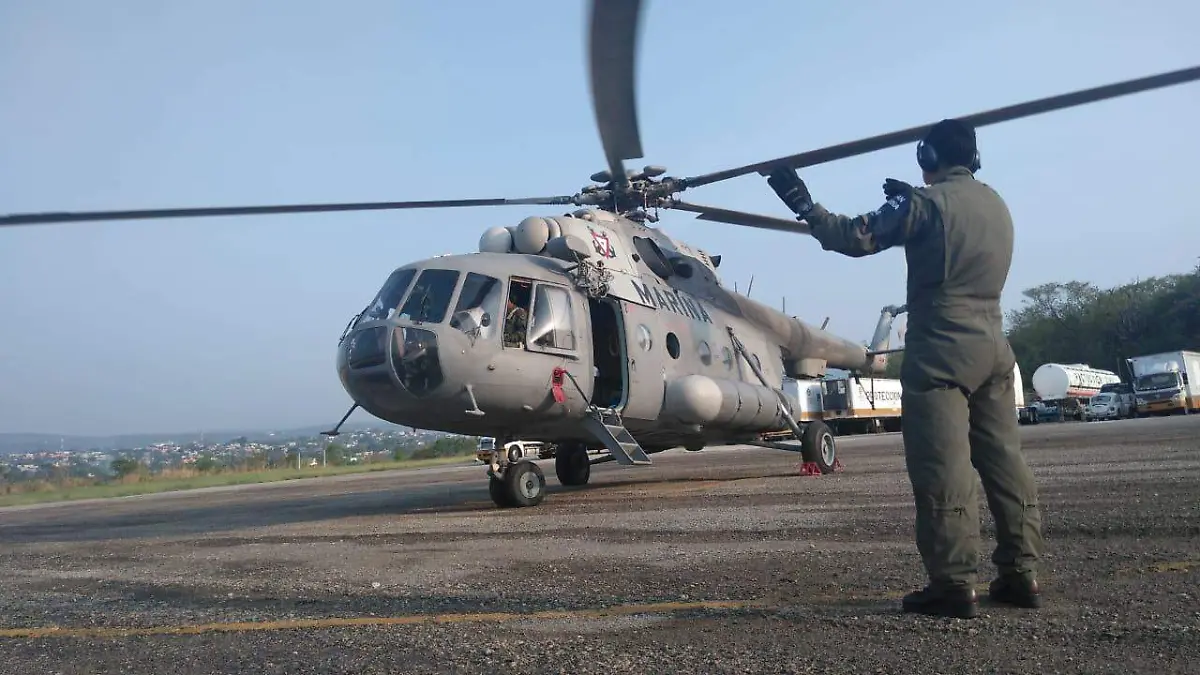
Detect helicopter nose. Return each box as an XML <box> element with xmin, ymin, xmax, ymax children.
<box><xmin>337</xmin><ymin>323</ymin><xmax>446</xmax><ymax>418</ymax></box>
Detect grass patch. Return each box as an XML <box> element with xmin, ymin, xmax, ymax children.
<box><xmin>0</xmin><ymin>454</ymin><xmax>478</xmax><ymax>508</ymax></box>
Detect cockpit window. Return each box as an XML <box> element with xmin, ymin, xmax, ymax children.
<box><xmin>528</xmin><ymin>283</ymin><xmax>576</xmax><ymax>352</ymax></box>
<box><xmin>359</xmin><ymin>268</ymin><xmax>417</xmax><ymax>324</ymax></box>
<box><xmin>450</xmin><ymin>272</ymin><xmax>503</xmax><ymax>340</ymax></box>
<box><xmin>397</xmin><ymin>268</ymin><xmax>460</xmax><ymax>324</ymax></box>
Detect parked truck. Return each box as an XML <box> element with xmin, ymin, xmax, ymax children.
<box><xmin>775</xmin><ymin>361</ymin><xmax>1023</xmax><ymax>436</ymax></box>
<box><xmin>1127</xmin><ymin>350</ymin><xmax>1200</xmax><ymax>416</ymax></box>
<box><xmin>475</xmin><ymin>437</ymin><xmax>553</xmax><ymax>463</ymax></box>
<box><xmin>1014</xmin><ymin>361</ymin><xmax>1028</xmax><ymax>423</ymax></box>
<box><xmin>1029</xmin><ymin>363</ymin><xmax>1120</xmax><ymax>421</ymax></box>
<box><xmin>773</xmin><ymin>376</ymin><xmax>900</xmax><ymax>437</ymax></box>
<box><xmin>816</xmin><ymin>375</ymin><xmax>904</xmax><ymax>434</ymax></box>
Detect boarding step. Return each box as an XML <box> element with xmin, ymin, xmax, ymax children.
<box><xmin>582</xmin><ymin>410</ymin><xmax>651</xmax><ymax>466</ymax></box>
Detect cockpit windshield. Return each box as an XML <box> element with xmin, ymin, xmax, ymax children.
<box><xmin>397</xmin><ymin>268</ymin><xmax>460</xmax><ymax>324</ymax></box>
<box><xmin>358</xmin><ymin>268</ymin><xmax>417</xmax><ymax>324</ymax></box>
<box><xmin>449</xmin><ymin>272</ymin><xmax>503</xmax><ymax>339</ymax></box>
<box><xmin>1135</xmin><ymin>372</ymin><xmax>1180</xmax><ymax>391</ymax></box>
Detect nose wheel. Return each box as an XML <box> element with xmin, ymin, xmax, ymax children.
<box><xmin>488</xmin><ymin>459</ymin><xmax>546</xmax><ymax>508</ymax></box>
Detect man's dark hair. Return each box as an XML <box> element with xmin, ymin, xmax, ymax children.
<box><xmin>922</xmin><ymin>118</ymin><xmax>978</xmax><ymax>169</ymax></box>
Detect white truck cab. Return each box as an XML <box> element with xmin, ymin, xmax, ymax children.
<box><xmin>476</xmin><ymin>437</ymin><xmax>550</xmax><ymax>463</ymax></box>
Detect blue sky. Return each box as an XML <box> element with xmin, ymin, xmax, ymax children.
<box><xmin>1</xmin><ymin>0</ymin><xmax>1198</xmax><ymax>436</ymax></box>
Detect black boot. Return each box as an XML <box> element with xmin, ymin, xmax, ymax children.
<box><xmin>988</xmin><ymin>574</ymin><xmax>1042</xmax><ymax>608</ymax></box>
<box><xmin>901</xmin><ymin>584</ymin><xmax>979</xmax><ymax>619</ymax></box>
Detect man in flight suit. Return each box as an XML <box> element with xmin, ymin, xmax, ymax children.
<box><xmin>766</xmin><ymin>118</ymin><xmax>1045</xmax><ymax>619</ymax></box>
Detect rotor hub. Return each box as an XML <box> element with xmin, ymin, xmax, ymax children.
<box><xmin>571</xmin><ymin>165</ymin><xmax>687</xmax><ymax>221</ymax></box>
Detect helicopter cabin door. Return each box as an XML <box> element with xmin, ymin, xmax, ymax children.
<box><xmin>587</xmin><ymin>296</ymin><xmax>628</xmax><ymax>411</ymax></box>
<box><xmin>607</xmin><ymin>300</ymin><xmax>665</xmax><ymax>422</ymax></box>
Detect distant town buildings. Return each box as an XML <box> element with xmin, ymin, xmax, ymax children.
<box><xmin>0</xmin><ymin>426</ymin><xmax>469</xmax><ymax>484</ymax></box>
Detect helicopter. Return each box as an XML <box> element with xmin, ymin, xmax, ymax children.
<box><xmin>3</xmin><ymin>1</ymin><xmax>1199</xmax><ymax>509</ymax></box>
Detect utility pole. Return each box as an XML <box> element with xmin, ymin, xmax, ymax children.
<box><xmin>321</xmin><ymin>429</ymin><xmax>341</xmax><ymax>468</ymax></box>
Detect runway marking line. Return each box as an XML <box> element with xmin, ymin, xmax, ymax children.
<box><xmin>0</xmin><ymin>599</ymin><xmax>768</xmax><ymax>640</ymax></box>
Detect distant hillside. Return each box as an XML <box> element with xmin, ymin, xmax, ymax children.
<box><xmin>0</xmin><ymin>420</ymin><xmax>426</xmax><ymax>455</ymax></box>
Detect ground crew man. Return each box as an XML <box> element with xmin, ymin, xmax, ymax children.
<box><xmin>766</xmin><ymin>118</ymin><xmax>1045</xmax><ymax>619</ymax></box>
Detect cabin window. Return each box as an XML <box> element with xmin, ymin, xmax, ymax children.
<box><xmin>450</xmin><ymin>272</ymin><xmax>503</xmax><ymax>340</ymax></box>
<box><xmin>666</xmin><ymin>332</ymin><xmax>680</xmax><ymax>359</ymax></box>
<box><xmin>636</xmin><ymin>324</ymin><xmax>653</xmax><ymax>352</ymax></box>
<box><xmin>397</xmin><ymin>268</ymin><xmax>460</xmax><ymax>324</ymax></box>
<box><xmin>698</xmin><ymin>340</ymin><xmax>712</xmax><ymax>365</ymax></box>
<box><xmin>528</xmin><ymin>282</ymin><xmax>577</xmax><ymax>353</ymax></box>
<box><xmin>358</xmin><ymin>268</ymin><xmax>416</xmax><ymax>324</ymax></box>
<box><xmin>503</xmin><ymin>278</ymin><xmax>534</xmax><ymax>348</ymax></box>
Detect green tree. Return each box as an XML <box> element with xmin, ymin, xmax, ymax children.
<box><xmin>323</xmin><ymin>442</ymin><xmax>347</xmax><ymax>466</ymax></box>
<box><xmin>882</xmin><ymin>351</ymin><xmax>903</xmax><ymax>379</ymax></box>
<box><xmin>1005</xmin><ymin>264</ymin><xmax>1200</xmax><ymax>381</ymax></box>
<box><xmin>245</xmin><ymin>450</ymin><xmax>270</xmax><ymax>470</ymax></box>
<box><xmin>110</xmin><ymin>456</ymin><xmax>141</xmax><ymax>478</ymax></box>
<box><xmin>409</xmin><ymin>436</ymin><xmax>475</xmax><ymax>460</ymax></box>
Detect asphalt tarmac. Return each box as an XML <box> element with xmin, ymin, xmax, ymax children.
<box><xmin>1</xmin><ymin>415</ymin><xmax>1198</xmax><ymax>674</ymax></box>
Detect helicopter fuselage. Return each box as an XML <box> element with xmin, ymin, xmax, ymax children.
<box><xmin>336</xmin><ymin>208</ymin><xmax>880</xmax><ymax>453</ymax></box>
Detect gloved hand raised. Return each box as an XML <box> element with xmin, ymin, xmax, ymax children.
<box><xmin>882</xmin><ymin>178</ymin><xmax>914</xmax><ymax>201</ymax></box>
<box><xmin>767</xmin><ymin>167</ymin><xmax>814</xmax><ymax>219</ymax></box>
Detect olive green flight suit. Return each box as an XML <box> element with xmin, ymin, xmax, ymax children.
<box><xmin>804</xmin><ymin>166</ymin><xmax>1044</xmax><ymax>589</ymax></box>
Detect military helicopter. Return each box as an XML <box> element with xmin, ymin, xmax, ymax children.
<box><xmin>3</xmin><ymin>1</ymin><xmax>1198</xmax><ymax>509</ymax></box>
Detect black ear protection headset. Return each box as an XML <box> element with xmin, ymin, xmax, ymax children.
<box><xmin>916</xmin><ymin>133</ymin><xmax>981</xmax><ymax>173</ymax></box>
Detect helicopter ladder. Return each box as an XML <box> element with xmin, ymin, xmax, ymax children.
<box><xmin>554</xmin><ymin>367</ymin><xmax>651</xmax><ymax>466</ymax></box>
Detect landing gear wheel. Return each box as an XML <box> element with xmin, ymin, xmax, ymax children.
<box><xmin>801</xmin><ymin>421</ymin><xmax>838</xmax><ymax>474</ymax></box>
<box><xmin>490</xmin><ymin>460</ymin><xmax>545</xmax><ymax>508</ymax></box>
<box><xmin>555</xmin><ymin>445</ymin><xmax>590</xmax><ymax>486</ymax></box>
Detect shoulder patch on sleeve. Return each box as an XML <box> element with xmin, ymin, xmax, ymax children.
<box><xmin>864</xmin><ymin>193</ymin><xmax>915</xmax><ymax>251</ymax></box>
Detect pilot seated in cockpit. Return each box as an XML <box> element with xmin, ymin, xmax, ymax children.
<box><xmin>503</xmin><ymin>299</ymin><xmax>529</xmax><ymax>348</ymax></box>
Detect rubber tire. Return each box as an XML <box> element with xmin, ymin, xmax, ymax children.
<box><xmin>800</xmin><ymin>420</ymin><xmax>837</xmax><ymax>474</ymax></box>
<box><xmin>555</xmin><ymin>445</ymin><xmax>591</xmax><ymax>486</ymax></box>
<box><xmin>504</xmin><ymin>460</ymin><xmax>546</xmax><ymax>507</ymax></box>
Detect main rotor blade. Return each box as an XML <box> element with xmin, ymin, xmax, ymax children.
<box><xmin>667</xmin><ymin>200</ymin><xmax>811</xmax><ymax>235</ymax></box>
<box><xmin>587</xmin><ymin>0</ymin><xmax>645</xmax><ymax>186</ymax></box>
<box><xmin>684</xmin><ymin>64</ymin><xmax>1200</xmax><ymax>189</ymax></box>
<box><xmin>0</xmin><ymin>195</ymin><xmax>580</xmax><ymax>227</ymax></box>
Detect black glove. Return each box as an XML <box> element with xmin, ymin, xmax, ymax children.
<box><xmin>767</xmin><ymin>167</ymin><xmax>814</xmax><ymax>218</ymax></box>
<box><xmin>882</xmin><ymin>178</ymin><xmax>914</xmax><ymax>201</ymax></box>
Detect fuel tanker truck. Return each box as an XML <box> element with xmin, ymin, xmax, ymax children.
<box><xmin>1030</xmin><ymin>363</ymin><xmax>1121</xmax><ymax>422</ymax></box>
